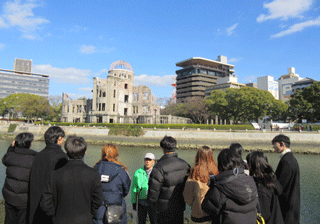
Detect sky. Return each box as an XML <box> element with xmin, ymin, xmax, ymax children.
<box><xmin>0</xmin><ymin>0</ymin><xmax>320</xmax><ymax>100</ymax></box>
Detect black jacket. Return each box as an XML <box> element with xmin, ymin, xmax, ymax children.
<box><xmin>40</xmin><ymin>160</ymin><xmax>104</xmax><ymax>224</ymax></box>
<box><xmin>275</xmin><ymin>152</ymin><xmax>300</xmax><ymax>224</ymax></box>
<box><xmin>28</xmin><ymin>144</ymin><xmax>68</xmax><ymax>224</ymax></box>
<box><xmin>147</xmin><ymin>153</ymin><xmax>190</xmax><ymax>213</ymax></box>
<box><xmin>2</xmin><ymin>145</ymin><xmax>37</xmax><ymax>208</ymax></box>
<box><xmin>255</xmin><ymin>179</ymin><xmax>284</xmax><ymax>224</ymax></box>
<box><xmin>202</xmin><ymin>169</ymin><xmax>258</xmax><ymax>224</ymax></box>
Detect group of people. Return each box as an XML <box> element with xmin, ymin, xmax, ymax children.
<box><xmin>2</xmin><ymin>125</ymin><xmax>300</xmax><ymax>224</ymax></box>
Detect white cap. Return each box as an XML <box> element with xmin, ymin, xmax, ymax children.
<box><xmin>144</xmin><ymin>153</ymin><xmax>155</xmax><ymax>160</ymax></box>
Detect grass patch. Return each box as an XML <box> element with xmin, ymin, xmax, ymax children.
<box><xmin>8</xmin><ymin>124</ymin><xmax>17</xmax><ymax>133</ymax></box>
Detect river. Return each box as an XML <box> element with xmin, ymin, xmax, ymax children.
<box><xmin>0</xmin><ymin>140</ymin><xmax>319</xmax><ymax>223</ymax></box>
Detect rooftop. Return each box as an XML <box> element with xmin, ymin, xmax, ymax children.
<box><xmin>176</xmin><ymin>57</ymin><xmax>235</xmax><ymax>68</ymax></box>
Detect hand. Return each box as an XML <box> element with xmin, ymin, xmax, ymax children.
<box><xmin>132</xmin><ymin>203</ymin><xmax>136</xmax><ymax>211</ymax></box>
<box><xmin>11</xmin><ymin>141</ymin><xmax>15</xmax><ymax>147</ymax></box>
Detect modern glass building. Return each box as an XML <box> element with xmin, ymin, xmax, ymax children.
<box><xmin>0</xmin><ymin>68</ymin><xmax>49</xmax><ymax>98</ymax></box>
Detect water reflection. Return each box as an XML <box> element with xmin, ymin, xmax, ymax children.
<box><xmin>0</xmin><ymin>140</ymin><xmax>319</xmax><ymax>223</ymax></box>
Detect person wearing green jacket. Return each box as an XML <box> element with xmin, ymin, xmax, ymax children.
<box><xmin>131</xmin><ymin>153</ymin><xmax>157</xmax><ymax>224</ymax></box>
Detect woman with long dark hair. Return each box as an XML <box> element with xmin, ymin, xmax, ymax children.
<box><xmin>246</xmin><ymin>151</ymin><xmax>284</xmax><ymax>224</ymax></box>
<box><xmin>93</xmin><ymin>144</ymin><xmax>131</xmax><ymax>224</ymax></box>
<box><xmin>202</xmin><ymin>148</ymin><xmax>258</xmax><ymax>224</ymax></box>
<box><xmin>183</xmin><ymin>146</ymin><xmax>218</xmax><ymax>223</ymax></box>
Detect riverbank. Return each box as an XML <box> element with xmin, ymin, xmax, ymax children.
<box><xmin>1</xmin><ymin>123</ymin><xmax>319</xmax><ymax>154</ymax></box>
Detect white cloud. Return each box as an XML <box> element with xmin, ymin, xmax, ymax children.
<box><xmin>33</xmin><ymin>64</ymin><xmax>92</xmax><ymax>84</ymax></box>
<box><xmin>78</xmin><ymin>87</ymin><xmax>92</xmax><ymax>93</ymax></box>
<box><xmin>243</xmin><ymin>76</ymin><xmax>257</xmax><ymax>83</ymax></box>
<box><xmin>0</xmin><ymin>43</ymin><xmax>5</xmax><ymax>50</ymax></box>
<box><xmin>226</xmin><ymin>23</ymin><xmax>238</xmax><ymax>35</ymax></box>
<box><xmin>257</xmin><ymin>0</ymin><xmax>313</xmax><ymax>22</ymax></box>
<box><xmin>134</xmin><ymin>74</ymin><xmax>176</xmax><ymax>87</ymax></box>
<box><xmin>79</xmin><ymin>45</ymin><xmax>96</xmax><ymax>54</ymax></box>
<box><xmin>68</xmin><ymin>25</ymin><xmax>88</xmax><ymax>33</ymax></box>
<box><xmin>228</xmin><ymin>57</ymin><xmax>243</xmax><ymax>63</ymax></box>
<box><xmin>0</xmin><ymin>0</ymin><xmax>49</xmax><ymax>38</ymax></box>
<box><xmin>95</xmin><ymin>68</ymin><xmax>108</xmax><ymax>77</ymax></box>
<box><xmin>271</xmin><ymin>16</ymin><xmax>320</xmax><ymax>38</ymax></box>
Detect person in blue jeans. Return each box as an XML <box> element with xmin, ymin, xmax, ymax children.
<box><xmin>131</xmin><ymin>153</ymin><xmax>157</xmax><ymax>224</ymax></box>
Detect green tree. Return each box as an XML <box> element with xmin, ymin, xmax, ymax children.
<box><xmin>0</xmin><ymin>93</ymin><xmax>54</xmax><ymax>122</ymax></box>
<box><xmin>289</xmin><ymin>82</ymin><xmax>320</xmax><ymax>122</ymax></box>
<box><xmin>206</xmin><ymin>87</ymin><xmax>288</xmax><ymax>123</ymax></box>
<box><xmin>49</xmin><ymin>95</ymin><xmax>63</xmax><ymax>121</ymax></box>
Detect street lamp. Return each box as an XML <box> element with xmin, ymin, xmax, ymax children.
<box><xmin>154</xmin><ymin>109</ymin><xmax>157</xmax><ymax>125</ymax></box>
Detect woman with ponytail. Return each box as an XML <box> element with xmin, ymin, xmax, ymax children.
<box><xmin>93</xmin><ymin>144</ymin><xmax>131</xmax><ymax>224</ymax></box>
<box><xmin>246</xmin><ymin>151</ymin><xmax>284</xmax><ymax>224</ymax></box>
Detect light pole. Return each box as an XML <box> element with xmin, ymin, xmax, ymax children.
<box><xmin>154</xmin><ymin>109</ymin><xmax>157</xmax><ymax>125</ymax></box>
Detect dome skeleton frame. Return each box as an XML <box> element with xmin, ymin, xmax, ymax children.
<box><xmin>109</xmin><ymin>60</ymin><xmax>134</xmax><ymax>72</ymax></box>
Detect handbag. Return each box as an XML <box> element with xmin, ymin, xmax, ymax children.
<box><xmin>256</xmin><ymin>201</ymin><xmax>265</xmax><ymax>224</ymax></box>
<box><xmin>103</xmin><ymin>204</ymin><xmax>124</xmax><ymax>224</ymax></box>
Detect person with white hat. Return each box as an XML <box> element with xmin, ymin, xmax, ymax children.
<box><xmin>131</xmin><ymin>153</ymin><xmax>157</xmax><ymax>224</ymax></box>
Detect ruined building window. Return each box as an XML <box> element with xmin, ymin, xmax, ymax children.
<box><xmin>133</xmin><ymin>93</ymin><xmax>138</xmax><ymax>101</ymax></box>
<box><xmin>99</xmin><ymin>103</ymin><xmax>101</xmax><ymax>111</ymax></box>
<box><xmin>124</xmin><ymin>108</ymin><xmax>128</xmax><ymax>116</ymax></box>
<box><xmin>124</xmin><ymin>95</ymin><xmax>129</xmax><ymax>103</ymax></box>
<box><xmin>124</xmin><ymin>83</ymin><xmax>128</xmax><ymax>89</ymax></box>
<box><xmin>103</xmin><ymin>92</ymin><xmax>106</xmax><ymax>97</ymax></box>
<box><xmin>102</xmin><ymin>103</ymin><xmax>105</xmax><ymax>111</ymax></box>
<box><xmin>133</xmin><ymin>106</ymin><xmax>138</xmax><ymax>113</ymax></box>
<box><xmin>99</xmin><ymin>90</ymin><xmax>102</xmax><ymax>97</ymax></box>
<box><xmin>114</xmin><ymin>90</ymin><xmax>116</xmax><ymax>98</ymax></box>
<box><xmin>143</xmin><ymin>92</ymin><xmax>149</xmax><ymax>100</ymax></box>
<box><xmin>113</xmin><ymin>104</ymin><xmax>115</xmax><ymax>112</ymax></box>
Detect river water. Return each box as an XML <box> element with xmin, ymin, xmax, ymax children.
<box><xmin>0</xmin><ymin>140</ymin><xmax>319</xmax><ymax>223</ymax></box>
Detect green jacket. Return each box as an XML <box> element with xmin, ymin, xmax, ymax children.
<box><xmin>131</xmin><ymin>166</ymin><xmax>150</xmax><ymax>204</ymax></box>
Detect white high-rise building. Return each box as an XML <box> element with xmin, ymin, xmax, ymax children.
<box><xmin>257</xmin><ymin>76</ymin><xmax>279</xmax><ymax>99</ymax></box>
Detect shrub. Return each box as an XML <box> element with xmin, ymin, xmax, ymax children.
<box><xmin>8</xmin><ymin>124</ymin><xmax>17</xmax><ymax>132</ymax></box>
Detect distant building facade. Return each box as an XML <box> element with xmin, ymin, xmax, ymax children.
<box><xmin>292</xmin><ymin>78</ymin><xmax>318</xmax><ymax>94</ymax></box>
<box><xmin>175</xmin><ymin>56</ymin><xmax>235</xmax><ymax>102</ymax></box>
<box><xmin>278</xmin><ymin>67</ymin><xmax>303</xmax><ymax>102</ymax></box>
<box><xmin>0</xmin><ymin>59</ymin><xmax>49</xmax><ymax>99</ymax></box>
<box><xmin>205</xmin><ymin>75</ymin><xmax>245</xmax><ymax>96</ymax></box>
<box><xmin>257</xmin><ymin>76</ymin><xmax>279</xmax><ymax>99</ymax></box>
<box><xmin>61</xmin><ymin>60</ymin><xmax>190</xmax><ymax>124</ymax></box>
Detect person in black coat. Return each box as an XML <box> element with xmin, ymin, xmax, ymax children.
<box><xmin>147</xmin><ymin>136</ymin><xmax>190</xmax><ymax>224</ymax></box>
<box><xmin>272</xmin><ymin>134</ymin><xmax>300</xmax><ymax>224</ymax></box>
<box><xmin>28</xmin><ymin>126</ymin><xmax>68</xmax><ymax>224</ymax></box>
<box><xmin>40</xmin><ymin>135</ymin><xmax>103</xmax><ymax>224</ymax></box>
<box><xmin>246</xmin><ymin>151</ymin><xmax>284</xmax><ymax>224</ymax></box>
<box><xmin>2</xmin><ymin>132</ymin><xmax>37</xmax><ymax>224</ymax></box>
<box><xmin>201</xmin><ymin>148</ymin><xmax>258</xmax><ymax>224</ymax></box>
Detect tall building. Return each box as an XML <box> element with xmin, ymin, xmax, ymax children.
<box><xmin>0</xmin><ymin>59</ymin><xmax>49</xmax><ymax>99</ymax></box>
<box><xmin>175</xmin><ymin>56</ymin><xmax>235</xmax><ymax>102</ymax></box>
<box><xmin>257</xmin><ymin>76</ymin><xmax>279</xmax><ymax>99</ymax></box>
<box><xmin>278</xmin><ymin>67</ymin><xmax>302</xmax><ymax>102</ymax></box>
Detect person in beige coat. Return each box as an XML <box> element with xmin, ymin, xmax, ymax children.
<box><xmin>183</xmin><ymin>146</ymin><xmax>218</xmax><ymax>223</ymax></box>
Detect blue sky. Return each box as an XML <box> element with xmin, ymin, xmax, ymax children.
<box><xmin>0</xmin><ymin>0</ymin><xmax>319</xmax><ymax>100</ymax></box>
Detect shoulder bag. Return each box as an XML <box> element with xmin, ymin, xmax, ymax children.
<box><xmin>103</xmin><ymin>204</ymin><xmax>124</xmax><ymax>224</ymax></box>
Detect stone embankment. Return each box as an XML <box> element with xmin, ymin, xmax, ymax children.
<box><xmin>1</xmin><ymin>123</ymin><xmax>319</xmax><ymax>154</ymax></box>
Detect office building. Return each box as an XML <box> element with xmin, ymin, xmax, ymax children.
<box><xmin>0</xmin><ymin>59</ymin><xmax>49</xmax><ymax>99</ymax></box>
<box><xmin>257</xmin><ymin>76</ymin><xmax>279</xmax><ymax>99</ymax></box>
<box><xmin>292</xmin><ymin>78</ymin><xmax>318</xmax><ymax>94</ymax></box>
<box><xmin>278</xmin><ymin>67</ymin><xmax>302</xmax><ymax>102</ymax></box>
<box><xmin>175</xmin><ymin>56</ymin><xmax>235</xmax><ymax>102</ymax></box>
<box><xmin>205</xmin><ymin>75</ymin><xmax>245</xmax><ymax>96</ymax></box>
